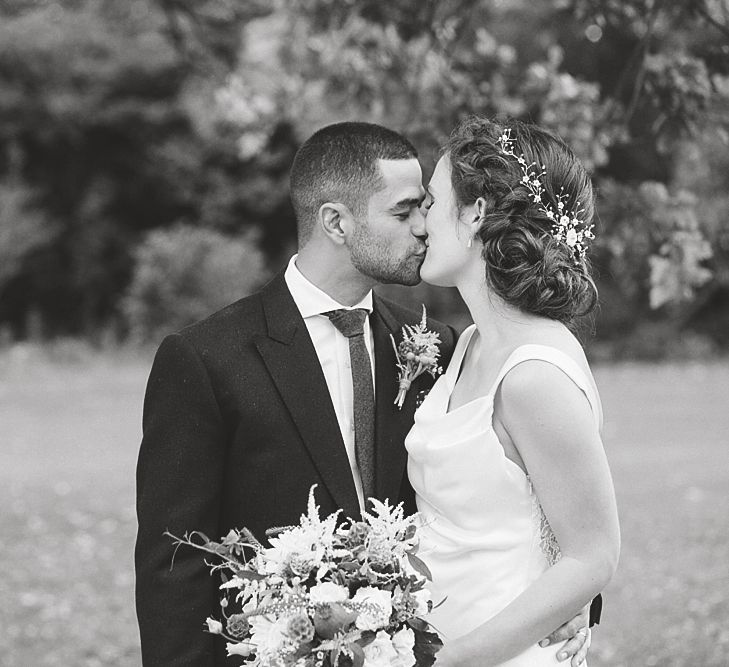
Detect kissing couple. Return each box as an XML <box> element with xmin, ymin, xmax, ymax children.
<box><xmin>135</xmin><ymin>117</ymin><xmax>620</xmax><ymax>666</ymax></box>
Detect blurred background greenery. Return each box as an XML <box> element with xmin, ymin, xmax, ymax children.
<box><xmin>0</xmin><ymin>0</ymin><xmax>727</xmax><ymax>355</ymax></box>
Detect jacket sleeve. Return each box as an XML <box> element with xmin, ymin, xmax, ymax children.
<box><xmin>589</xmin><ymin>593</ymin><xmax>603</xmax><ymax>626</ymax></box>
<box><xmin>135</xmin><ymin>333</ymin><xmax>226</xmax><ymax>666</ymax></box>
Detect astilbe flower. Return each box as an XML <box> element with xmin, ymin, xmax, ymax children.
<box><xmin>391</xmin><ymin>306</ymin><xmax>442</xmax><ymax>409</ymax></box>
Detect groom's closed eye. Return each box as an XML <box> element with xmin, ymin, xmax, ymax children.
<box><xmin>390</xmin><ymin>197</ymin><xmax>423</xmax><ymax>220</ymax></box>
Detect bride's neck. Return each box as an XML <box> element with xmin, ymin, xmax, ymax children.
<box><xmin>457</xmin><ymin>278</ymin><xmax>547</xmax><ymax>350</ymax></box>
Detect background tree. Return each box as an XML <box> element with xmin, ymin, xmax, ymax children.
<box><xmin>0</xmin><ymin>0</ymin><xmax>726</xmax><ymax>354</ymax></box>
<box><xmin>0</xmin><ymin>0</ymin><xmax>275</xmax><ymax>338</ymax></box>
<box><xmin>212</xmin><ymin>0</ymin><xmax>728</xmax><ymax>353</ymax></box>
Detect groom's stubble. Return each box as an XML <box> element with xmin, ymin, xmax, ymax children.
<box><xmin>348</xmin><ymin>216</ymin><xmax>425</xmax><ymax>287</ymax></box>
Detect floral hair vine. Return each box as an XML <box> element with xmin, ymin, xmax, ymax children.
<box><xmin>496</xmin><ymin>128</ymin><xmax>595</xmax><ymax>262</ymax></box>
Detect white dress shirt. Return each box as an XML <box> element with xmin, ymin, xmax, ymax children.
<box><xmin>284</xmin><ymin>254</ymin><xmax>375</xmax><ymax>512</ymax></box>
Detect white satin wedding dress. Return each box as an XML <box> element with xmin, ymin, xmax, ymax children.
<box><xmin>406</xmin><ymin>324</ymin><xmax>601</xmax><ymax>666</ymax></box>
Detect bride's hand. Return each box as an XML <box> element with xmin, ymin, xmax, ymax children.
<box><xmin>538</xmin><ymin>604</ymin><xmax>591</xmax><ymax>666</ymax></box>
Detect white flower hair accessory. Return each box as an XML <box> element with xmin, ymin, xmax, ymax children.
<box><xmin>497</xmin><ymin>128</ymin><xmax>595</xmax><ymax>262</ymax></box>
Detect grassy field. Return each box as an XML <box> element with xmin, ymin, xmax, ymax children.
<box><xmin>2</xmin><ymin>343</ymin><xmax>728</xmax><ymax>666</ymax></box>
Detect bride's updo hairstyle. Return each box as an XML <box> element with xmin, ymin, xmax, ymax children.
<box><xmin>444</xmin><ymin>116</ymin><xmax>598</xmax><ymax>328</ymax></box>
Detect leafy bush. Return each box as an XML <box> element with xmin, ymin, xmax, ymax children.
<box><xmin>0</xmin><ymin>181</ymin><xmax>58</xmax><ymax>290</ymax></box>
<box><xmin>123</xmin><ymin>226</ymin><xmax>268</xmax><ymax>342</ymax></box>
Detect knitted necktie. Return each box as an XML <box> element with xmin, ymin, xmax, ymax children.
<box><xmin>324</xmin><ymin>308</ymin><xmax>376</xmax><ymax>502</ymax></box>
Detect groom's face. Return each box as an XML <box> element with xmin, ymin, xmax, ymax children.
<box><xmin>348</xmin><ymin>158</ymin><xmax>427</xmax><ymax>286</ymax></box>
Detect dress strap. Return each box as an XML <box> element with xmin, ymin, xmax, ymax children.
<box><xmin>489</xmin><ymin>344</ymin><xmax>603</xmax><ymax>429</ymax></box>
<box><xmin>445</xmin><ymin>324</ymin><xmax>478</xmax><ymax>391</ymax></box>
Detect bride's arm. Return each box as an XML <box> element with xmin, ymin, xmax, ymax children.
<box><xmin>437</xmin><ymin>360</ymin><xmax>620</xmax><ymax>667</ymax></box>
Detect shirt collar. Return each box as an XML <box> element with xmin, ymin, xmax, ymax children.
<box><xmin>284</xmin><ymin>254</ymin><xmax>373</xmax><ymax>320</ymax></box>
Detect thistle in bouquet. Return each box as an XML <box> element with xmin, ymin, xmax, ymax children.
<box><xmin>391</xmin><ymin>305</ymin><xmax>442</xmax><ymax>409</ymax></box>
<box><xmin>166</xmin><ymin>486</ymin><xmax>443</xmax><ymax>667</ymax></box>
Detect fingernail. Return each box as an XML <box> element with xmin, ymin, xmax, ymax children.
<box><xmin>539</xmin><ymin>639</ymin><xmax>549</xmax><ymax>647</ymax></box>
<box><xmin>558</xmin><ymin>652</ymin><xmax>567</xmax><ymax>661</ymax></box>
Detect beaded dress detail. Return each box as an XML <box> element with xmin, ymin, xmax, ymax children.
<box><xmin>405</xmin><ymin>325</ymin><xmax>602</xmax><ymax>667</ymax></box>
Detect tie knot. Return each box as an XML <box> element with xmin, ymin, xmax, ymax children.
<box><xmin>325</xmin><ymin>308</ymin><xmax>368</xmax><ymax>338</ymax></box>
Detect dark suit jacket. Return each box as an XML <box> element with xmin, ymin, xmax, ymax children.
<box><xmin>135</xmin><ymin>270</ymin><xmax>457</xmax><ymax>666</ymax></box>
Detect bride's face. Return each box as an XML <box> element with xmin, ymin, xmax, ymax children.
<box><xmin>420</xmin><ymin>155</ymin><xmax>477</xmax><ymax>288</ymax></box>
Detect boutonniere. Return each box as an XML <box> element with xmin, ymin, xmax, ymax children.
<box><xmin>391</xmin><ymin>305</ymin><xmax>443</xmax><ymax>410</ymax></box>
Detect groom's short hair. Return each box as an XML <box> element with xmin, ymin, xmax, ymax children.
<box><xmin>290</xmin><ymin>121</ymin><xmax>418</xmax><ymax>245</ymax></box>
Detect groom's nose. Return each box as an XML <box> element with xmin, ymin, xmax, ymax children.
<box><xmin>410</xmin><ymin>207</ymin><xmax>427</xmax><ymax>239</ymax></box>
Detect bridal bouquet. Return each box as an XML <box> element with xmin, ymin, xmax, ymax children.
<box><xmin>167</xmin><ymin>487</ymin><xmax>442</xmax><ymax>667</ymax></box>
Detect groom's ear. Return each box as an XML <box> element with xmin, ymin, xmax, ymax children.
<box><xmin>319</xmin><ymin>202</ymin><xmax>355</xmax><ymax>246</ymax></box>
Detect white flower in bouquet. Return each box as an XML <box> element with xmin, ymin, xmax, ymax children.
<box><xmin>411</xmin><ymin>588</ymin><xmax>431</xmax><ymax>616</ymax></box>
<box><xmin>264</xmin><ymin>527</ymin><xmax>330</xmax><ymax>577</ymax></box>
<box><xmin>206</xmin><ymin>618</ymin><xmax>224</xmax><ymax>634</ymax></box>
<box><xmin>392</xmin><ymin>627</ymin><xmax>417</xmax><ymax>667</ymax></box>
<box><xmin>352</xmin><ymin>587</ymin><xmax>393</xmax><ymax>631</ymax></box>
<box><xmin>363</xmin><ymin>630</ymin><xmax>400</xmax><ymax>667</ymax></box>
<box><xmin>362</xmin><ymin>498</ymin><xmax>418</xmax><ymax>559</ymax></box>
<box><xmin>263</xmin><ymin>490</ymin><xmax>342</xmax><ymax>578</ymax></box>
<box><xmin>166</xmin><ymin>485</ymin><xmax>444</xmax><ymax>666</ymax></box>
<box><xmin>226</xmin><ymin>642</ymin><xmax>254</xmax><ymax>658</ymax></box>
<box><xmin>249</xmin><ymin>615</ymin><xmax>295</xmax><ymax>662</ymax></box>
<box><xmin>309</xmin><ymin>581</ymin><xmax>349</xmax><ymax>604</ymax></box>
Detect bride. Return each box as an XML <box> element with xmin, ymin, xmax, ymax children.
<box><xmin>407</xmin><ymin>117</ymin><xmax>620</xmax><ymax>666</ymax></box>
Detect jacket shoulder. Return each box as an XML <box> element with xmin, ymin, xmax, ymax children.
<box><xmin>186</xmin><ymin>290</ymin><xmax>262</xmax><ymax>331</ymax></box>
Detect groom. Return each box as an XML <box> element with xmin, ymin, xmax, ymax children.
<box><xmin>135</xmin><ymin>122</ymin><xmax>456</xmax><ymax>665</ymax></box>
<box><xmin>135</xmin><ymin>122</ymin><xmax>594</xmax><ymax>666</ymax></box>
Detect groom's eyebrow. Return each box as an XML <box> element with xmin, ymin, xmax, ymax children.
<box><xmin>389</xmin><ymin>195</ymin><xmax>425</xmax><ymax>212</ymax></box>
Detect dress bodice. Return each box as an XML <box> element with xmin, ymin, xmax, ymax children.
<box><xmin>405</xmin><ymin>324</ymin><xmax>601</xmax><ymax>665</ymax></box>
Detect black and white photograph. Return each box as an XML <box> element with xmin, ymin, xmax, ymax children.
<box><xmin>1</xmin><ymin>1</ymin><xmax>728</xmax><ymax>666</ymax></box>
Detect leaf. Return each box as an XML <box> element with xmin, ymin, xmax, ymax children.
<box><xmin>355</xmin><ymin>630</ymin><xmax>376</xmax><ymax>648</ymax></box>
<box><xmin>412</xmin><ymin>627</ymin><xmax>444</xmax><ymax>667</ymax></box>
<box><xmin>350</xmin><ymin>642</ymin><xmax>366</xmax><ymax>667</ymax></box>
<box><xmin>431</xmin><ymin>596</ymin><xmax>448</xmax><ymax>611</ymax></box>
<box><xmin>402</xmin><ymin>524</ymin><xmax>417</xmax><ymax>541</ymax></box>
<box><xmin>236</xmin><ymin>570</ymin><xmax>267</xmax><ymax>581</ymax></box>
<box><xmin>240</xmin><ymin>527</ymin><xmax>264</xmax><ymax>550</ymax></box>
<box><xmin>406</xmin><ymin>616</ymin><xmax>428</xmax><ymax>631</ymax></box>
<box><xmin>406</xmin><ymin>552</ymin><xmax>433</xmax><ymax>580</ymax></box>
<box><xmin>338</xmin><ymin>561</ymin><xmax>360</xmax><ymax>571</ymax></box>
<box><xmin>190</xmin><ymin>530</ymin><xmax>214</xmax><ymax>545</ymax></box>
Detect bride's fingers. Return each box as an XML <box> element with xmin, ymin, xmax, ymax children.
<box><xmin>543</xmin><ymin>603</ymin><xmax>591</xmax><ymax>647</ymax></box>
<box><xmin>553</xmin><ymin>626</ymin><xmax>589</xmax><ymax>662</ymax></box>
<box><xmin>570</xmin><ymin>628</ymin><xmax>591</xmax><ymax>667</ymax></box>
<box><xmin>543</xmin><ymin>613</ymin><xmax>586</xmax><ymax>646</ymax></box>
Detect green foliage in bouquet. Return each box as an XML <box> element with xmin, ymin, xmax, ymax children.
<box><xmin>167</xmin><ymin>486</ymin><xmax>443</xmax><ymax>667</ymax></box>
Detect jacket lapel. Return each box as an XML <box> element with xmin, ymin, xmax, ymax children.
<box><xmin>371</xmin><ymin>296</ymin><xmax>419</xmax><ymax>505</ymax></box>
<box><xmin>254</xmin><ymin>272</ymin><xmax>360</xmax><ymax>519</ymax></box>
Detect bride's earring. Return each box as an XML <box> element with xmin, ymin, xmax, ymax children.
<box><xmin>467</xmin><ymin>237</ymin><xmax>473</xmax><ymax>248</ymax></box>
